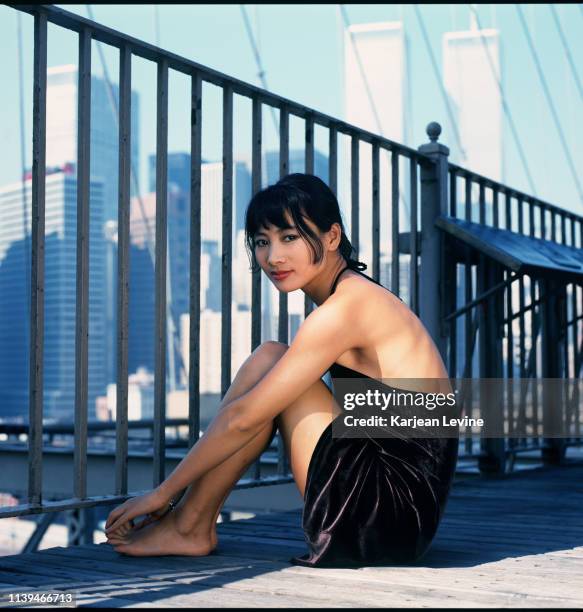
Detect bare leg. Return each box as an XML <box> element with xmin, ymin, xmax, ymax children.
<box><xmin>108</xmin><ymin>342</ymin><xmax>287</xmax><ymax>556</ymax></box>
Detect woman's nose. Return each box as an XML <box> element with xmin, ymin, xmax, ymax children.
<box><xmin>267</xmin><ymin>247</ymin><xmax>285</xmax><ymax>267</ymax></box>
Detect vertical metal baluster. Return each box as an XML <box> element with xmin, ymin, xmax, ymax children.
<box><xmin>74</xmin><ymin>26</ymin><xmax>91</xmax><ymax>501</ymax></box>
<box><xmin>517</xmin><ymin>197</ymin><xmax>526</xmax><ymax>446</ymax></box>
<box><xmin>493</xmin><ymin>188</ymin><xmax>499</xmax><ymax>229</ymax></box>
<box><xmin>570</xmin><ymin>218</ymin><xmax>580</xmax><ymax>440</ymax></box>
<box><xmin>464</xmin><ymin>178</ymin><xmax>473</xmax><ymax>454</ymax></box>
<box><xmin>506</xmin><ymin>247</ymin><xmax>515</xmax><ymax>443</ymax></box>
<box><xmin>505</xmin><ymin>190</ymin><xmax>512</xmax><ymax>232</ymax></box>
<box><xmin>304</xmin><ymin>115</ymin><xmax>314</xmax><ymax>318</ymax></box>
<box><xmin>371</xmin><ymin>143</ymin><xmax>380</xmax><ymax>283</ymax></box>
<box><xmin>540</xmin><ymin>204</ymin><xmax>547</xmax><ymax>240</ymax></box>
<box><xmin>277</xmin><ymin>106</ymin><xmax>289</xmax><ymax>475</ymax></box>
<box><xmin>448</xmin><ymin>169</ymin><xmax>457</xmax><ymax>377</ymax></box>
<box><xmin>251</xmin><ymin>97</ymin><xmax>263</xmax><ymax>481</ymax></box>
<box><xmin>115</xmin><ymin>44</ymin><xmax>131</xmax><ymax>494</ymax></box>
<box><xmin>578</xmin><ymin>219</ymin><xmax>582</xmax><ymax>440</ymax></box>
<box><xmin>351</xmin><ymin>134</ymin><xmax>360</xmax><ymax>258</ymax></box>
<box><xmin>409</xmin><ymin>156</ymin><xmax>418</xmax><ymax>314</ymax></box>
<box><xmin>551</xmin><ymin>210</ymin><xmax>557</xmax><ymax>242</ymax></box>
<box><xmin>449</xmin><ymin>169</ymin><xmax>457</xmax><ymax>217</ymax></box>
<box><xmin>251</xmin><ymin>97</ymin><xmax>262</xmax><ymax>353</ymax></box>
<box><xmin>328</xmin><ymin>126</ymin><xmax>337</xmax><ymax>195</ymax></box>
<box><xmin>478</xmin><ymin>180</ymin><xmax>485</xmax><ymax>226</ymax></box>
<box><xmin>465</xmin><ymin>175</ymin><xmax>472</xmax><ymax>223</ymax></box>
<box><xmin>28</xmin><ymin>11</ymin><xmax>47</xmax><ymax>507</ymax></box>
<box><xmin>560</xmin><ymin>214</ymin><xmax>570</xmax><ymax>434</ymax></box>
<box><xmin>529</xmin><ymin>200</ymin><xmax>539</xmax><ymax>439</ymax></box>
<box><xmin>277</xmin><ymin>106</ymin><xmax>289</xmax><ymax>345</ymax></box>
<box><xmin>221</xmin><ymin>85</ymin><xmax>234</xmax><ymax>398</ymax></box>
<box><xmin>189</xmin><ymin>72</ymin><xmax>202</xmax><ymax>447</ymax></box>
<box><xmin>391</xmin><ymin>150</ymin><xmax>399</xmax><ymax>296</ymax></box>
<box><xmin>153</xmin><ymin>59</ymin><xmax>168</xmax><ymax>487</ymax></box>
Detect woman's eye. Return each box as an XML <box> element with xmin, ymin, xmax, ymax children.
<box><xmin>283</xmin><ymin>234</ymin><xmax>298</xmax><ymax>242</ymax></box>
<box><xmin>254</xmin><ymin>239</ymin><xmax>267</xmax><ymax>247</ymax></box>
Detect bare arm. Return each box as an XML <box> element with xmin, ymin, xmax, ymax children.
<box><xmin>156</xmin><ymin>293</ymin><xmax>360</xmax><ymax>502</ymax></box>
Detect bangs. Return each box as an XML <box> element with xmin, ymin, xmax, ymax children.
<box><xmin>244</xmin><ymin>183</ymin><xmax>324</xmax><ymax>271</ymax></box>
<box><xmin>245</xmin><ymin>185</ymin><xmax>301</xmax><ymax>236</ymax></box>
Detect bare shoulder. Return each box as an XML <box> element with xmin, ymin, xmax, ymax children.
<box><xmin>331</xmin><ymin>272</ymin><xmax>423</xmax><ymax>345</ymax></box>
<box><xmin>333</xmin><ymin>272</ymin><xmax>408</xmax><ymax>317</ymax></box>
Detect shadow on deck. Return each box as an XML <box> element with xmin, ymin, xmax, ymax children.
<box><xmin>0</xmin><ymin>463</ymin><xmax>582</xmax><ymax>608</ymax></box>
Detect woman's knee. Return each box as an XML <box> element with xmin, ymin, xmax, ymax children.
<box><xmin>252</xmin><ymin>340</ymin><xmax>288</xmax><ymax>365</ymax></box>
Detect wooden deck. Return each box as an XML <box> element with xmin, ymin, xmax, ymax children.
<box><xmin>0</xmin><ymin>463</ymin><xmax>582</xmax><ymax>608</ymax></box>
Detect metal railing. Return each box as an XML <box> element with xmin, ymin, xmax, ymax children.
<box><xmin>445</xmin><ymin>163</ymin><xmax>583</xmax><ymax>471</ymax></box>
<box><xmin>1</xmin><ymin>5</ymin><xmax>582</xmax><ymax>526</ymax></box>
<box><xmin>2</xmin><ymin>4</ymin><xmax>434</xmax><ymax>520</ymax></box>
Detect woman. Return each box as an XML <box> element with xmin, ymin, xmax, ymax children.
<box><xmin>105</xmin><ymin>173</ymin><xmax>458</xmax><ymax>567</ymax></box>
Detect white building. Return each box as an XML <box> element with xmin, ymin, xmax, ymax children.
<box><xmin>343</xmin><ymin>22</ymin><xmax>410</xmax><ymax>266</ymax></box>
<box><xmin>0</xmin><ymin>170</ymin><xmax>106</xmax><ymax>421</ymax></box>
<box><xmin>105</xmin><ymin>367</ymin><xmax>154</xmax><ymax>421</ymax></box>
<box><xmin>46</xmin><ymin>64</ymin><xmax>140</xmax><ymax>223</ymax></box>
<box><xmin>443</xmin><ymin>20</ymin><xmax>503</xmax><ymax>181</ymax></box>
<box><xmin>180</xmin><ymin>308</ymin><xmax>252</xmax><ymax>395</ymax></box>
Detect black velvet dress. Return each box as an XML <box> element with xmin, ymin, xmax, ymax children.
<box><xmin>290</xmin><ymin>265</ymin><xmax>459</xmax><ymax>568</ymax></box>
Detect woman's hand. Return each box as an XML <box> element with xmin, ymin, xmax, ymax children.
<box><xmin>105</xmin><ymin>488</ymin><xmax>172</xmax><ymax>536</ymax></box>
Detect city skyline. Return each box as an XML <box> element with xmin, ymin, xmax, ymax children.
<box><xmin>1</xmin><ymin>4</ymin><xmax>581</xmax><ymax>423</ymax></box>
<box><xmin>1</xmin><ymin>5</ymin><xmax>581</xmax><ymax>214</ymax></box>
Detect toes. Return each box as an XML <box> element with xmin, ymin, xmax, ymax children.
<box><xmin>113</xmin><ymin>544</ymin><xmax>129</xmax><ymax>555</ymax></box>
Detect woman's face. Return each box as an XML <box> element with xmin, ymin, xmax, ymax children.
<box><xmin>253</xmin><ymin>211</ymin><xmax>332</xmax><ymax>291</ymax></box>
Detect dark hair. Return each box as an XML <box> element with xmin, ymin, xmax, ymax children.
<box><xmin>244</xmin><ymin>173</ymin><xmax>367</xmax><ymax>273</ymax></box>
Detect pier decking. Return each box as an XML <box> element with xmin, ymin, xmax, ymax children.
<box><xmin>0</xmin><ymin>463</ymin><xmax>582</xmax><ymax>608</ymax></box>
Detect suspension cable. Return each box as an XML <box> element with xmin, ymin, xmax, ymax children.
<box><xmin>239</xmin><ymin>5</ymin><xmax>278</xmax><ymax>134</ymax></box>
<box><xmin>516</xmin><ymin>4</ymin><xmax>583</xmax><ymax>206</ymax></box>
<box><xmin>468</xmin><ymin>5</ymin><xmax>538</xmax><ymax>195</ymax></box>
<box><xmin>85</xmin><ymin>6</ymin><xmax>187</xmax><ymax>386</ymax></box>
<box><xmin>549</xmin><ymin>4</ymin><xmax>583</xmax><ymax>102</ymax></box>
<box><xmin>413</xmin><ymin>4</ymin><xmax>467</xmax><ymax>160</ymax></box>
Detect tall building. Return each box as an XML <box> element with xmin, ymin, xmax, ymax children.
<box><xmin>148</xmin><ymin>152</ymin><xmax>191</xmax><ymax>194</ymax></box>
<box><xmin>149</xmin><ymin>156</ymin><xmax>252</xmax><ymax>243</ymax></box>
<box><xmin>46</xmin><ymin>64</ymin><xmax>140</xmax><ymax>223</ymax></box>
<box><xmin>46</xmin><ymin>65</ymin><xmax>141</xmax><ymax>392</ymax></box>
<box><xmin>128</xmin><ymin>190</ymin><xmax>190</xmax><ymax>385</ymax></box>
<box><xmin>180</xmin><ymin>307</ymin><xmax>252</xmax><ymax>396</ymax></box>
<box><xmin>443</xmin><ymin>20</ymin><xmax>503</xmax><ymax>181</ymax></box>
<box><xmin>0</xmin><ymin>169</ymin><xmax>106</xmax><ymax>422</ymax></box>
<box><xmin>343</xmin><ymin>22</ymin><xmax>410</xmax><ymax>266</ymax></box>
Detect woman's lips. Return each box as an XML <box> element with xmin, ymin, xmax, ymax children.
<box><xmin>271</xmin><ymin>271</ymin><xmax>292</xmax><ymax>281</ymax></box>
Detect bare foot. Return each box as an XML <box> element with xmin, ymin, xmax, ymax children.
<box><xmin>107</xmin><ymin>508</ymin><xmax>217</xmax><ymax>557</ymax></box>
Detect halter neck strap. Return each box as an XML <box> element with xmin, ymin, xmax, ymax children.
<box><xmin>330</xmin><ymin>264</ymin><xmax>350</xmax><ymax>295</ymax></box>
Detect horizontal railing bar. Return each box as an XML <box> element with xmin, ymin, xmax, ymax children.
<box><xmin>448</xmin><ymin>163</ymin><xmax>583</xmax><ymax>224</ymax></box>
<box><xmin>0</xmin><ymin>419</ymin><xmax>192</xmax><ymax>435</ymax></box>
<box><xmin>0</xmin><ymin>475</ymin><xmax>296</xmax><ymax>519</ymax></box>
<box><xmin>9</xmin><ymin>5</ymin><xmax>430</xmax><ymax>161</ymax></box>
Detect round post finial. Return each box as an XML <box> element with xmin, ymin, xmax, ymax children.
<box><xmin>426</xmin><ymin>122</ymin><xmax>442</xmax><ymax>143</ymax></box>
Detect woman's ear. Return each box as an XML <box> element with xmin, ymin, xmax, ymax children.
<box><xmin>327</xmin><ymin>223</ymin><xmax>342</xmax><ymax>251</ymax></box>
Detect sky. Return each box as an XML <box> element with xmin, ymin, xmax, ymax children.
<box><xmin>0</xmin><ymin>3</ymin><xmax>582</xmax><ymax>217</ymax></box>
